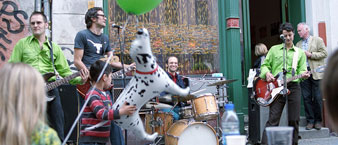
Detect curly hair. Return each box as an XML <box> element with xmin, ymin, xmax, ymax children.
<box><xmin>85</xmin><ymin>7</ymin><xmax>103</xmax><ymax>29</ymax></box>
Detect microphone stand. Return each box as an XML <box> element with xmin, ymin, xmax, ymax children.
<box><xmin>281</xmin><ymin>38</ymin><xmax>288</xmax><ymax>124</ymax></box>
<box><xmin>116</xmin><ymin>26</ymin><xmax>129</xmax><ymax>145</ymax></box>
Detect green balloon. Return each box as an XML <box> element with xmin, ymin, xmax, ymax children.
<box><xmin>116</xmin><ymin>0</ymin><xmax>163</xmax><ymax>15</ymax></box>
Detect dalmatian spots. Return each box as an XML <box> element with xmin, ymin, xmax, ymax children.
<box><xmin>138</xmin><ymin>89</ymin><xmax>146</xmax><ymax>97</ymax></box>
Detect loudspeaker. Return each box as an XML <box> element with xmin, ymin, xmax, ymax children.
<box><xmin>248</xmin><ymin>88</ymin><xmax>261</xmax><ymax>144</ymax></box>
<box><xmin>59</xmin><ymin>84</ymin><xmax>79</xmax><ymax>143</ymax></box>
<box><xmin>248</xmin><ymin>88</ymin><xmax>288</xmax><ymax>144</ymax></box>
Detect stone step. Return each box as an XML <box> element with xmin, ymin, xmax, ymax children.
<box><xmin>299</xmin><ymin>136</ymin><xmax>338</xmax><ymax>145</ymax></box>
<box><xmin>299</xmin><ymin>127</ymin><xmax>330</xmax><ymax>139</ymax></box>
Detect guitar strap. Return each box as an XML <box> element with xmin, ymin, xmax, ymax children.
<box><xmin>47</xmin><ymin>40</ymin><xmax>60</xmax><ymax>79</ymax></box>
<box><xmin>100</xmin><ymin>34</ymin><xmax>106</xmax><ymax>55</ymax></box>
<box><xmin>291</xmin><ymin>47</ymin><xmax>299</xmax><ymax>76</ymax></box>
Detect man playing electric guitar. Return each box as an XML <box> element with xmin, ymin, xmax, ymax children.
<box><xmin>73</xmin><ymin>7</ymin><xmax>134</xmax><ymax>145</ymax></box>
<box><xmin>9</xmin><ymin>12</ymin><xmax>88</xmax><ymax>141</ymax></box>
<box><xmin>259</xmin><ymin>23</ymin><xmax>310</xmax><ymax>145</ymax></box>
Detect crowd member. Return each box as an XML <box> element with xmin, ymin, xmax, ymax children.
<box><xmin>296</xmin><ymin>22</ymin><xmax>327</xmax><ymax>130</ymax></box>
<box><xmin>9</xmin><ymin>11</ymin><xmax>88</xmax><ymax>141</ymax></box>
<box><xmin>321</xmin><ymin>49</ymin><xmax>338</xmax><ymax>131</ymax></box>
<box><xmin>79</xmin><ymin>60</ymin><xmax>136</xmax><ymax>145</ymax></box>
<box><xmin>253</xmin><ymin>43</ymin><xmax>268</xmax><ymax>69</ymax></box>
<box><xmin>260</xmin><ymin>22</ymin><xmax>310</xmax><ymax>145</ymax></box>
<box><xmin>159</xmin><ymin>56</ymin><xmax>188</xmax><ymax>120</ymax></box>
<box><xmin>0</xmin><ymin>63</ymin><xmax>61</xmax><ymax>145</ymax></box>
<box><xmin>74</xmin><ymin>7</ymin><xmax>134</xmax><ymax>145</ymax></box>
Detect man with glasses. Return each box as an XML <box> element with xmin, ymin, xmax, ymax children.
<box><xmin>74</xmin><ymin>7</ymin><xmax>129</xmax><ymax>145</ymax></box>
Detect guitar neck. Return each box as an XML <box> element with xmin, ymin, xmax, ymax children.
<box><xmin>286</xmin><ymin>72</ymin><xmax>310</xmax><ymax>83</ymax></box>
<box><xmin>112</xmin><ymin>66</ymin><xmax>134</xmax><ymax>78</ymax></box>
<box><xmin>46</xmin><ymin>72</ymin><xmax>80</xmax><ymax>91</ymax></box>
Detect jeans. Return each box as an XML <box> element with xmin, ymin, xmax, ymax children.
<box><xmin>110</xmin><ymin>122</ymin><xmax>125</xmax><ymax>145</ymax></box>
<box><xmin>300</xmin><ymin>75</ymin><xmax>322</xmax><ymax>124</ymax></box>
<box><xmin>47</xmin><ymin>88</ymin><xmax>65</xmax><ymax>141</ymax></box>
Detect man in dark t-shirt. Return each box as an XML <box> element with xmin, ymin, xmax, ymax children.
<box><xmin>73</xmin><ymin>7</ymin><xmax>131</xmax><ymax>145</ymax></box>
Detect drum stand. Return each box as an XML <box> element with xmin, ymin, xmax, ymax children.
<box><xmin>148</xmin><ymin>106</ymin><xmax>163</xmax><ymax>145</ymax></box>
<box><xmin>215</xmin><ymin>84</ymin><xmax>228</xmax><ymax>142</ymax></box>
<box><xmin>148</xmin><ymin>103</ymin><xmax>178</xmax><ymax>145</ymax></box>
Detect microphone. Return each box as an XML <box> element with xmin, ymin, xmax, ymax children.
<box><xmin>280</xmin><ymin>34</ymin><xmax>285</xmax><ymax>41</ymax></box>
<box><xmin>112</xmin><ymin>24</ymin><xmax>123</xmax><ymax>29</ymax></box>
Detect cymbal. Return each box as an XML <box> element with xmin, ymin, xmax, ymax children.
<box><xmin>144</xmin><ymin>102</ymin><xmax>173</xmax><ymax>109</ymax></box>
<box><xmin>207</xmin><ymin>79</ymin><xmax>237</xmax><ymax>86</ymax></box>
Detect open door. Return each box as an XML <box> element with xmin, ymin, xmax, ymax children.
<box><xmin>282</xmin><ymin>0</ymin><xmax>306</xmax><ymax>42</ymax></box>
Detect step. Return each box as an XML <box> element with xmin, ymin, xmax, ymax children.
<box><xmin>299</xmin><ymin>136</ymin><xmax>338</xmax><ymax>145</ymax></box>
<box><xmin>299</xmin><ymin>127</ymin><xmax>330</xmax><ymax>139</ymax></box>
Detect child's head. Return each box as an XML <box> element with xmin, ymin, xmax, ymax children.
<box><xmin>90</xmin><ymin>60</ymin><xmax>113</xmax><ymax>89</ymax></box>
<box><xmin>254</xmin><ymin>43</ymin><xmax>268</xmax><ymax>56</ymax></box>
<box><xmin>0</xmin><ymin>63</ymin><xmax>46</xmax><ymax>144</ymax></box>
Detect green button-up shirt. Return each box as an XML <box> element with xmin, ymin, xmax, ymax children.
<box><xmin>9</xmin><ymin>35</ymin><xmax>81</xmax><ymax>84</ymax></box>
<box><xmin>259</xmin><ymin>43</ymin><xmax>307</xmax><ymax>83</ymax></box>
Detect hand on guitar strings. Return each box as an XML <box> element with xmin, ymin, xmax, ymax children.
<box><xmin>266</xmin><ymin>72</ymin><xmax>276</xmax><ymax>82</ymax></box>
<box><xmin>301</xmin><ymin>71</ymin><xmax>311</xmax><ymax>79</ymax></box>
<box><xmin>80</xmin><ymin>68</ymin><xmax>89</xmax><ymax>84</ymax></box>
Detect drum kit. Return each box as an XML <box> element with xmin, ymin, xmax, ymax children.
<box><xmin>140</xmin><ymin>79</ymin><xmax>237</xmax><ymax>145</ymax></box>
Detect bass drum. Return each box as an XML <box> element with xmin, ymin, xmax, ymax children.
<box><xmin>165</xmin><ymin>119</ymin><xmax>218</xmax><ymax>145</ymax></box>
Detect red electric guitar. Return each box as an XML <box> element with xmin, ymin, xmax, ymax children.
<box><xmin>253</xmin><ymin>65</ymin><xmax>325</xmax><ymax>106</ymax></box>
<box><xmin>253</xmin><ymin>72</ymin><xmax>307</xmax><ymax>107</ymax></box>
<box><xmin>76</xmin><ymin>66</ymin><xmax>135</xmax><ymax>98</ymax></box>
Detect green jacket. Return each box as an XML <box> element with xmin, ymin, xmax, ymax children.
<box><xmin>9</xmin><ymin>35</ymin><xmax>82</xmax><ymax>84</ymax></box>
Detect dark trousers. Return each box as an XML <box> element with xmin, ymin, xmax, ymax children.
<box><xmin>109</xmin><ymin>89</ymin><xmax>125</xmax><ymax>145</ymax></box>
<box><xmin>261</xmin><ymin>82</ymin><xmax>301</xmax><ymax>145</ymax></box>
<box><xmin>300</xmin><ymin>75</ymin><xmax>322</xmax><ymax>124</ymax></box>
<box><xmin>110</xmin><ymin>122</ymin><xmax>125</xmax><ymax>145</ymax></box>
<box><xmin>47</xmin><ymin>88</ymin><xmax>65</xmax><ymax>141</ymax></box>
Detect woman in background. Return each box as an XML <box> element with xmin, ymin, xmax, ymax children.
<box><xmin>253</xmin><ymin>43</ymin><xmax>268</xmax><ymax>69</ymax></box>
<box><xmin>0</xmin><ymin>63</ymin><xmax>61</xmax><ymax>145</ymax></box>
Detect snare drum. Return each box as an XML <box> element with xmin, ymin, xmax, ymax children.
<box><xmin>165</xmin><ymin>119</ymin><xmax>218</xmax><ymax>145</ymax></box>
<box><xmin>179</xmin><ymin>106</ymin><xmax>194</xmax><ymax>119</ymax></box>
<box><xmin>145</xmin><ymin>112</ymin><xmax>173</xmax><ymax>136</ymax></box>
<box><xmin>192</xmin><ymin>93</ymin><xmax>218</xmax><ymax>121</ymax></box>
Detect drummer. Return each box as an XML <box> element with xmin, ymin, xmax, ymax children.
<box><xmin>159</xmin><ymin>56</ymin><xmax>189</xmax><ymax>120</ymax></box>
